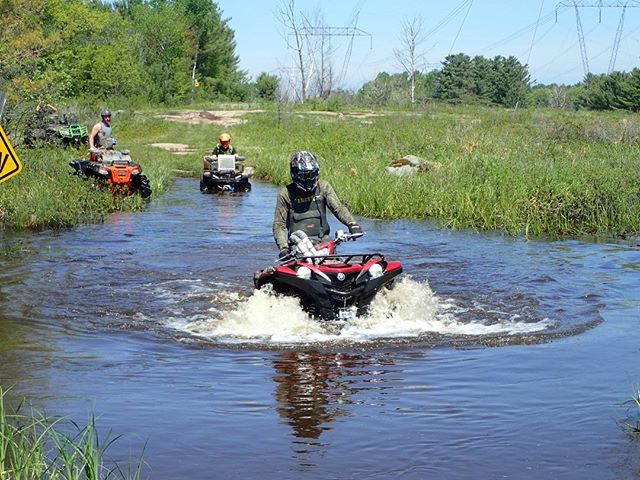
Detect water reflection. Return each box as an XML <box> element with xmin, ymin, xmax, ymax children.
<box><xmin>272</xmin><ymin>351</ymin><xmax>398</xmax><ymax>440</ymax></box>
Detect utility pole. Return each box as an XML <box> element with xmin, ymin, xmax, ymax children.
<box><xmin>556</xmin><ymin>1</ymin><xmax>640</xmax><ymax>75</ymax></box>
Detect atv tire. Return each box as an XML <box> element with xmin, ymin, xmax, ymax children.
<box><xmin>139</xmin><ymin>175</ymin><xmax>152</xmax><ymax>199</ymax></box>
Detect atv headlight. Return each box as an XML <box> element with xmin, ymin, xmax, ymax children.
<box><xmin>98</xmin><ymin>166</ymin><xmax>109</xmax><ymax>176</ymax></box>
<box><xmin>296</xmin><ymin>266</ymin><xmax>312</xmax><ymax>280</ymax></box>
<box><xmin>369</xmin><ymin>263</ymin><xmax>383</xmax><ymax>279</ymax></box>
<box><xmin>131</xmin><ymin>166</ymin><xmax>141</xmax><ymax>175</ymax></box>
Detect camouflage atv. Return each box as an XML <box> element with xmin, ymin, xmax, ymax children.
<box><xmin>27</xmin><ymin>104</ymin><xmax>88</xmax><ymax>149</ymax></box>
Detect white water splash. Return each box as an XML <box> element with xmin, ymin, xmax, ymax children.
<box><xmin>177</xmin><ymin>277</ymin><xmax>551</xmax><ymax>345</ymax></box>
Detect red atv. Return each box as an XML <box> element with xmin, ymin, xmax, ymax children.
<box><xmin>69</xmin><ymin>140</ymin><xmax>152</xmax><ymax>198</ymax></box>
<box><xmin>254</xmin><ymin>231</ymin><xmax>403</xmax><ymax>321</ymax></box>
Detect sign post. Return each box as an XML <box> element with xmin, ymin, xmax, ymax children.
<box><xmin>0</xmin><ymin>92</ymin><xmax>6</xmax><ymax>122</ymax></box>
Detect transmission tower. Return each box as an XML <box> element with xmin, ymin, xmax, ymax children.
<box><xmin>298</xmin><ymin>26</ymin><xmax>372</xmax><ymax>85</ymax></box>
<box><xmin>299</xmin><ymin>26</ymin><xmax>372</xmax><ymax>46</ymax></box>
<box><xmin>556</xmin><ymin>1</ymin><xmax>640</xmax><ymax>75</ymax></box>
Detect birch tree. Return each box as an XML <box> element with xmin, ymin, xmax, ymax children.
<box><xmin>277</xmin><ymin>0</ymin><xmax>309</xmax><ymax>103</ymax></box>
<box><xmin>393</xmin><ymin>16</ymin><xmax>425</xmax><ymax>107</ymax></box>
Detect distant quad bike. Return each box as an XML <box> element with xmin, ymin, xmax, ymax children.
<box><xmin>69</xmin><ymin>139</ymin><xmax>152</xmax><ymax>198</ymax></box>
<box><xmin>56</xmin><ymin>117</ymin><xmax>89</xmax><ymax>149</ymax></box>
<box><xmin>200</xmin><ymin>154</ymin><xmax>251</xmax><ymax>193</ymax></box>
<box><xmin>28</xmin><ymin>105</ymin><xmax>88</xmax><ymax>149</ymax></box>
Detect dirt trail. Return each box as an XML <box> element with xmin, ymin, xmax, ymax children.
<box><xmin>150</xmin><ymin>109</ymin><xmax>381</xmax><ymax>153</ymax></box>
<box><xmin>150</xmin><ymin>110</ymin><xmax>263</xmax><ymax>154</ymax></box>
<box><xmin>156</xmin><ymin>109</ymin><xmax>264</xmax><ymax>126</ymax></box>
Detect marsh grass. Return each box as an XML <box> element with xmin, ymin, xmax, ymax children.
<box><xmin>231</xmin><ymin>106</ymin><xmax>640</xmax><ymax>238</ymax></box>
<box><xmin>0</xmin><ymin>143</ymin><xmax>174</xmax><ymax>231</ymax></box>
<box><xmin>0</xmin><ymin>387</ymin><xmax>143</xmax><ymax>480</ymax></box>
<box><xmin>618</xmin><ymin>388</ymin><xmax>640</xmax><ymax>436</ymax></box>
<box><xmin>3</xmin><ymin>104</ymin><xmax>639</xmax><ymax>238</ymax></box>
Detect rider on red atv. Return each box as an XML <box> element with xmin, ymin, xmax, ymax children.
<box><xmin>272</xmin><ymin>151</ymin><xmax>363</xmax><ymax>259</ymax></box>
<box><xmin>89</xmin><ymin>109</ymin><xmax>112</xmax><ymax>161</ymax></box>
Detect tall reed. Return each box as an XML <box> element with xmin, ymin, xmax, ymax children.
<box><xmin>618</xmin><ymin>387</ymin><xmax>640</xmax><ymax>436</ymax></box>
<box><xmin>233</xmin><ymin>106</ymin><xmax>640</xmax><ymax>239</ymax></box>
<box><xmin>0</xmin><ymin>387</ymin><xmax>143</xmax><ymax>480</ymax></box>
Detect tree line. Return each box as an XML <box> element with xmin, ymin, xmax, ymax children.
<box><xmin>1</xmin><ymin>0</ymin><xmax>638</xmax><ymax>118</ymax></box>
<box><xmin>0</xmin><ymin>0</ymin><xmax>247</xmax><ymax>108</ymax></box>
<box><xmin>357</xmin><ymin>54</ymin><xmax>640</xmax><ymax>112</ymax></box>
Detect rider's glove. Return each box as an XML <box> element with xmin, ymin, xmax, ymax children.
<box><xmin>348</xmin><ymin>223</ymin><xmax>363</xmax><ymax>235</ymax></box>
<box><xmin>279</xmin><ymin>248</ymin><xmax>290</xmax><ymax>259</ymax></box>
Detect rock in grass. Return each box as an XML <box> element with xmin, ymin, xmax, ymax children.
<box><xmin>387</xmin><ymin>155</ymin><xmax>443</xmax><ymax>176</ymax></box>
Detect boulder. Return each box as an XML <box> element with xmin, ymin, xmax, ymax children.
<box><xmin>387</xmin><ymin>155</ymin><xmax>442</xmax><ymax>176</ymax></box>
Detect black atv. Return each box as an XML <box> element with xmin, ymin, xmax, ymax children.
<box><xmin>200</xmin><ymin>154</ymin><xmax>251</xmax><ymax>193</ymax></box>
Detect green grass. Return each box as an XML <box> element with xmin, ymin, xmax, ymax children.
<box><xmin>0</xmin><ymin>387</ymin><xmax>144</xmax><ymax>480</ymax></box>
<box><xmin>0</xmin><ymin>143</ymin><xmax>174</xmax><ymax>231</ymax></box>
<box><xmin>2</xmin><ymin>104</ymin><xmax>639</xmax><ymax>238</ymax></box>
<box><xmin>619</xmin><ymin>387</ymin><xmax>640</xmax><ymax>436</ymax></box>
<box><xmin>230</xmin><ymin>106</ymin><xmax>640</xmax><ymax>239</ymax></box>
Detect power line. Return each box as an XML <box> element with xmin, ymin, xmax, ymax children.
<box><xmin>556</xmin><ymin>0</ymin><xmax>640</xmax><ymax>75</ymax></box>
<box><xmin>474</xmin><ymin>9</ymin><xmax>560</xmax><ymax>56</ymax></box>
<box><xmin>424</xmin><ymin>0</ymin><xmax>474</xmax><ymax>41</ymax></box>
<box><xmin>448</xmin><ymin>0</ymin><xmax>474</xmax><ymax>55</ymax></box>
<box><xmin>527</xmin><ymin>0</ymin><xmax>546</xmax><ymax>66</ymax></box>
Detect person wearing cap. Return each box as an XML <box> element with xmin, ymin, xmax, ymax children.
<box><xmin>88</xmin><ymin>109</ymin><xmax>113</xmax><ymax>161</ymax></box>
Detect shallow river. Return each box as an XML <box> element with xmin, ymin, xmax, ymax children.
<box><xmin>1</xmin><ymin>177</ymin><xmax>639</xmax><ymax>479</ymax></box>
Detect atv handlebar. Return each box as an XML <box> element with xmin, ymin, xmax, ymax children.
<box><xmin>276</xmin><ymin>230</ymin><xmax>365</xmax><ymax>263</ymax></box>
<box><xmin>334</xmin><ymin>230</ymin><xmax>365</xmax><ymax>245</ymax></box>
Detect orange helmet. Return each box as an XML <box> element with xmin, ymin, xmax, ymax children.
<box><xmin>219</xmin><ymin>133</ymin><xmax>231</xmax><ymax>144</ymax></box>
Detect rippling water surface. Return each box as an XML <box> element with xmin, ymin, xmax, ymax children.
<box><xmin>1</xmin><ymin>177</ymin><xmax>639</xmax><ymax>479</ymax></box>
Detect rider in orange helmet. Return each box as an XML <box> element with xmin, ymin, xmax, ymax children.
<box><xmin>204</xmin><ymin>133</ymin><xmax>237</xmax><ymax>170</ymax></box>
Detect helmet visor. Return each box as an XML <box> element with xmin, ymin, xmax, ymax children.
<box><xmin>293</xmin><ymin>170</ymin><xmax>318</xmax><ymax>193</ymax></box>
<box><xmin>297</xmin><ymin>171</ymin><xmax>317</xmax><ymax>181</ymax></box>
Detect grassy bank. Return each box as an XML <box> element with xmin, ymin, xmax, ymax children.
<box><xmin>2</xmin><ymin>104</ymin><xmax>639</xmax><ymax>238</ymax></box>
<box><xmin>0</xmin><ymin>387</ymin><xmax>143</xmax><ymax>480</ymax></box>
<box><xmin>232</xmin><ymin>106</ymin><xmax>640</xmax><ymax>239</ymax></box>
<box><xmin>0</xmin><ymin>144</ymin><xmax>174</xmax><ymax>231</ymax></box>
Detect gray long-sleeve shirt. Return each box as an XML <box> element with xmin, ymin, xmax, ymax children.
<box><xmin>272</xmin><ymin>180</ymin><xmax>356</xmax><ymax>251</ymax></box>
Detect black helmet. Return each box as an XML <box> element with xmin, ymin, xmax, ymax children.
<box><xmin>290</xmin><ymin>151</ymin><xmax>320</xmax><ymax>194</ymax></box>
<box><xmin>100</xmin><ymin>109</ymin><xmax>112</xmax><ymax>118</ymax></box>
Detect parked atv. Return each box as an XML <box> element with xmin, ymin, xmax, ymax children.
<box><xmin>56</xmin><ymin>116</ymin><xmax>89</xmax><ymax>149</ymax></box>
<box><xmin>69</xmin><ymin>139</ymin><xmax>152</xmax><ymax>198</ymax></box>
<box><xmin>254</xmin><ymin>230</ymin><xmax>403</xmax><ymax>321</ymax></box>
<box><xmin>27</xmin><ymin>105</ymin><xmax>88</xmax><ymax>149</ymax></box>
<box><xmin>200</xmin><ymin>154</ymin><xmax>251</xmax><ymax>193</ymax></box>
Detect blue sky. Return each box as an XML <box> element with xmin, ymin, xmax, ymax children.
<box><xmin>214</xmin><ymin>0</ymin><xmax>640</xmax><ymax>88</ymax></box>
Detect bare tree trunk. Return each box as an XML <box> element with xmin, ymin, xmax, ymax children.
<box><xmin>278</xmin><ymin>0</ymin><xmax>307</xmax><ymax>103</ymax></box>
<box><xmin>305</xmin><ymin>10</ymin><xmax>337</xmax><ymax>99</ymax></box>
<box><xmin>393</xmin><ymin>16</ymin><xmax>424</xmax><ymax>108</ymax></box>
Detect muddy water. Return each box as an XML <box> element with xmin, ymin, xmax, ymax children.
<box><xmin>1</xmin><ymin>177</ymin><xmax>639</xmax><ymax>479</ymax></box>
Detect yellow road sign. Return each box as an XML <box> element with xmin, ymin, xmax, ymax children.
<box><xmin>0</xmin><ymin>124</ymin><xmax>22</xmax><ymax>185</ymax></box>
